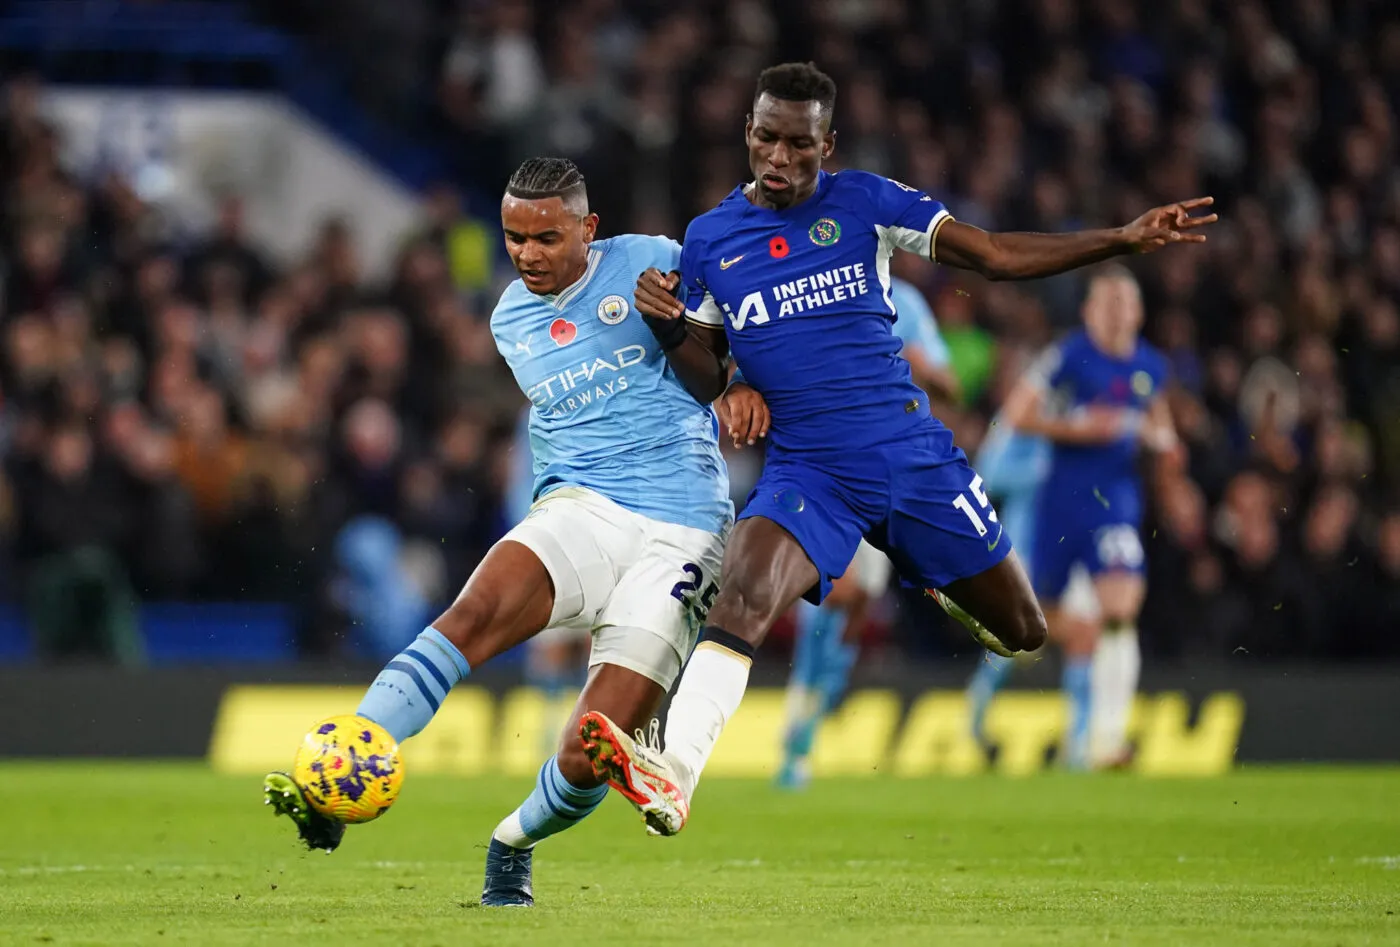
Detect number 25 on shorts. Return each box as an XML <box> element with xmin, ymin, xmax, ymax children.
<box><xmin>670</xmin><ymin>563</ymin><xmax>718</xmax><ymax>623</ymax></box>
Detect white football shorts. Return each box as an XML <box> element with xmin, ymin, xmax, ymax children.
<box><xmin>502</xmin><ymin>487</ymin><xmax>728</xmax><ymax>690</ymax></box>
<box><xmin>1060</xmin><ymin>562</ymin><xmax>1101</xmax><ymax>621</ymax></box>
<box><xmin>847</xmin><ymin>539</ymin><xmax>894</xmax><ymax>598</ymax></box>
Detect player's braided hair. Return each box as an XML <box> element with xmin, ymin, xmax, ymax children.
<box><xmin>755</xmin><ymin>62</ymin><xmax>837</xmax><ymax>116</ymax></box>
<box><xmin>505</xmin><ymin>156</ymin><xmax>588</xmax><ymax>212</ymax></box>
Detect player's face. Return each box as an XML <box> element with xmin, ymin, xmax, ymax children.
<box><xmin>501</xmin><ymin>195</ymin><xmax>598</xmax><ymax>295</ymax></box>
<box><xmin>745</xmin><ymin>94</ymin><xmax>835</xmax><ymax>209</ymax></box>
<box><xmin>1083</xmin><ymin>277</ymin><xmax>1143</xmax><ymax>350</ymax></box>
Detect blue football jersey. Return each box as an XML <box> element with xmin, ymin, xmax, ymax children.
<box><xmin>681</xmin><ymin>170</ymin><xmax>953</xmax><ymax>452</ymax></box>
<box><xmin>889</xmin><ymin>277</ymin><xmax>951</xmax><ymax>368</ymax></box>
<box><xmin>1031</xmin><ymin>329</ymin><xmax>1170</xmax><ymax>501</ymax></box>
<box><xmin>491</xmin><ymin>234</ymin><xmax>732</xmax><ymax>534</ymax></box>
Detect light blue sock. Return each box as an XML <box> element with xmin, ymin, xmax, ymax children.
<box><xmin>509</xmin><ymin>756</ymin><xmax>608</xmax><ymax>845</ymax></box>
<box><xmin>784</xmin><ymin>603</ymin><xmax>844</xmax><ymax>761</ymax></box>
<box><xmin>1062</xmin><ymin>656</ymin><xmax>1092</xmax><ymax>769</ymax></box>
<box><xmin>356</xmin><ymin>627</ymin><xmax>471</xmax><ymax>743</ymax></box>
<box><xmin>816</xmin><ymin>633</ymin><xmax>859</xmax><ymax>715</ymax></box>
<box><xmin>967</xmin><ymin>652</ymin><xmax>1016</xmax><ymax>744</ymax></box>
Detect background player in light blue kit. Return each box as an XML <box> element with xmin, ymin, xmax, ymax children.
<box><xmin>264</xmin><ymin>157</ymin><xmax>765</xmax><ymax>905</ymax></box>
<box><xmin>777</xmin><ymin>274</ymin><xmax>960</xmax><ymax>789</ymax></box>
<box><xmin>1002</xmin><ymin>265</ymin><xmax>1182</xmax><ymax>769</ymax></box>
<box><xmin>578</xmin><ymin>62</ymin><xmax>1215</xmax><ymax>836</ymax></box>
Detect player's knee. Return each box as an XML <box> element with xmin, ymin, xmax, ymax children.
<box><xmin>709</xmin><ymin>578</ymin><xmax>784</xmax><ymax>646</ymax></box>
<box><xmin>1009</xmin><ymin>601</ymin><xmax>1048</xmax><ymax>652</ymax></box>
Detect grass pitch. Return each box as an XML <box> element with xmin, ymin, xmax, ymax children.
<box><xmin>4</xmin><ymin>763</ymin><xmax>1398</xmax><ymax>945</ymax></box>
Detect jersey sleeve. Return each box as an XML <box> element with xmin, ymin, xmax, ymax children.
<box><xmin>678</xmin><ymin>229</ymin><xmax>724</xmax><ymax>327</ymax></box>
<box><xmin>889</xmin><ymin>281</ymin><xmax>951</xmax><ymax>367</ymax></box>
<box><xmin>856</xmin><ymin>172</ymin><xmax>953</xmax><ymax>260</ymax></box>
<box><xmin>1023</xmin><ymin>341</ymin><xmax>1066</xmax><ymax>393</ymax></box>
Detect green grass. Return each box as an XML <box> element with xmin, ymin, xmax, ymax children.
<box><xmin>4</xmin><ymin>763</ymin><xmax>1399</xmax><ymax>945</ymax></box>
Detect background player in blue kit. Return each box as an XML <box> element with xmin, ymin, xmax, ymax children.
<box><xmin>264</xmin><ymin>157</ymin><xmax>764</xmax><ymax>904</ymax></box>
<box><xmin>1002</xmin><ymin>265</ymin><xmax>1183</xmax><ymax>768</ymax></box>
<box><xmin>776</xmin><ymin>275</ymin><xmax>958</xmax><ymax>790</ymax></box>
<box><xmin>968</xmin><ymin>350</ymin><xmax>1114</xmax><ymax>768</ymax></box>
<box><xmin>577</xmin><ymin>63</ymin><xmax>1215</xmax><ymax>835</ymax></box>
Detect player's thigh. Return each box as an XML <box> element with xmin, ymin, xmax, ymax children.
<box><xmin>554</xmin><ymin>661</ymin><xmax>668</xmax><ymax>787</ymax></box>
<box><xmin>498</xmin><ymin>487</ymin><xmax>636</xmax><ymax>627</ymax></box>
<box><xmin>880</xmin><ymin>448</ymin><xmax>1046</xmax><ymax>651</ymax></box>
<box><xmin>432</xmin><ymin>539</ymin><xmax>556</xmax><ymax>666</ymax></box>
<box><xmin>726</xmin><ymin>455</ymin><xmax>868</xmax><ymax>619</ymax></box>
<box><xmin>1088</xmin><ymin>523</ymin><xmax>1147</xmax><ymax>622</ymax></box>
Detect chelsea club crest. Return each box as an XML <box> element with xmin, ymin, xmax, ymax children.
<box><xmin>597</xmin><ymin>294</ymin><xmax>630</xmax><ymax>325</ymax></box>
<box><xmin>809</xmin><ymin>217</ymin><xmax>841</xmax><ymax>246</ymax></box>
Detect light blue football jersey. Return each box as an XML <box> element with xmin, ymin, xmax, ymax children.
<box><xmin>491</xmin><ymin>234</ymin><xmax>732</xmax><ymax>534</ymax></box>
<box><xmin>975</xmin><ymin>411</ymin><xmax>1052</xmax><ymax>573</ymax></box>
<box><xmin>889</xmin><ymin>277</ymin><xmax>951</xmax><ymax>368</ymax></box>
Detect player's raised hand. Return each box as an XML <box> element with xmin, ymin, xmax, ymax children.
<box><xmin>1120</xmin><ymin>197</ymin><xmax>1217</xmax><ymax>253</ymax></box>
<box><xmin>717</xmin><ymin>382</ymin><xmax>770</xmax><ymax>448</ymax></box>
<box><xmin>635</xmin><ymin>268</ymin><xmax>684</xmax><ymax>320</ymax></box>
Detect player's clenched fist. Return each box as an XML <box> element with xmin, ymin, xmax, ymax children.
<box><xmin>636</xmin><ymin>267</ymin><xmax>684</xmax><ymax>320</ymax></box>
<box><xmin>717</xmin><ymin>382</ymin><xmax>769</xmax><ymax>448</ymax></box>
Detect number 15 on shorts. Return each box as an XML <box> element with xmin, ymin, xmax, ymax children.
<box><xmin>952</xmin><ymin>474</ymin><xmax>1000</xmax><ymax>540</ymax></box>
<box><xmin>670</xmin><ymin>563</ymin><xmax>718</xmax><ymax>625</ymax></box>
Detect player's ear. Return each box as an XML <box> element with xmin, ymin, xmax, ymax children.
<box><xmin>744</xmin><ymin>115</ymin><xmax>754</xmax><ymax>144</ymax></box>
<box><xmin>582</xmin><ymin>213</ymin><xmax>599</xmax><ymax>243</ymax></box>
<box><xmin>822</xmin><ymin>130</ymin><xmax>836</xmax><ymax>160</ymax></box>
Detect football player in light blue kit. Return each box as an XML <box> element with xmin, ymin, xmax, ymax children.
<box><xmin>578</xmin><ymin>63</ymin><xmax>1214</xmax><ymax>835</ymax></box>
<box><xmin>265</xmin><ymin>157</ymin><xmax>761</xmax><ymax>906</ymax></box>
<box><xmin>776</xmin><ymin>275</ymin><xmax>959</xmax><ymax>789</ymax></box>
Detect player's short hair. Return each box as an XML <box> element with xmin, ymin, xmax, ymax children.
<box><xmin>505</xmin><ymin>157</ymin><xmax>588</xmax><ymax>215</ymax></box>
<box><xmin>754</xmin><ymin>62</ymin><xmax>837</xmax><ymax>118</ymax></box>
<box><xmin>1089</xmin><ymin>262</ymin><xmax>1141</xmax><ymax>293</ymax></box>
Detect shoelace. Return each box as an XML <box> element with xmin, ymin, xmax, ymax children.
<box><xmin>632</xmin><ymin>718</ymin><xmax>665</xmax><ymax>761</ymax></box>
<box><xmin>495</xmin><ymin>848</ymin><xmax>531</xmax><ymax>874</ymax></box>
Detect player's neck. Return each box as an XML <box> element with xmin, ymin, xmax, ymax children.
<box><xmin>1089</xmin><ymin>331</ymin><xmax>1135</xmax><ymax>359</ymax></box>
<box><xmin>549</xmin><ymin>255</ymin><xmax>591</xmax><ymax>297</ymax></box>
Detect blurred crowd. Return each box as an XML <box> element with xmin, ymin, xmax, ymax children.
<box><xmin>2</xmin><ymin>0</ymin><xmax>1398</xmax><ymax>663</ymax></box>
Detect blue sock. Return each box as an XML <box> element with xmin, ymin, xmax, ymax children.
<box><xmin>967</xmin><ymin>652</ymin><xmax>1015</xmax><ymax>743</ymax></box>
<box><xmin>1062</xmin><ymin>656</ymin><xmax>1092</xmax><ymax>769</ymax></box>
<box><xmin>356</xmin><ymin>627</ymin><xmax>471</xmax><ymax>743</ymax></box>
<box><xmin>509</xmin><ymin>756</ymin><xmax>607</xmax><ymax>845</ymax></box>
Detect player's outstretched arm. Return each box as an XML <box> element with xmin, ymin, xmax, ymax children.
<box><xmin>934</xmin><ymin>198</ymin><xmax>1217</xmax><ymax>281</ymax></box>
<box><xmin>636</xmin><ymin>268</ymin><xmax>731</xmax><ymax>403</ymax></box>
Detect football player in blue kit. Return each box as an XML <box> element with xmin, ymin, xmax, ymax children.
<box><xmin>1001</xmin><ymin>265</ymin><xmax>1182</xmax><ymax>768</ymax></box>
<box><xmin>264</xmin><ymin>157</ymin><xmax>768</xmax><ymax>905</ymax></box>
<box><xmin>577</xmin><ymin>62</ymin><xmax>1215</xmax><ymax>834</ymax></box>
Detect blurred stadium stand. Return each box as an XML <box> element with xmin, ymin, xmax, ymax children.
<box><xmin>0</xmin><ymin>0</ymin><xmax>1396</xmax><ymax>676</ymax></box>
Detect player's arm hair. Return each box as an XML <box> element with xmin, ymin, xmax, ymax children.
<box><xmin>902</xmin><ymin>345</ymin><xmax>962</xmax><ymax>405</ymax></box>
<box><xmin>932</xmin><ymin>219</ymin><xmax>1130</xmax><ymax>282</ymax></box>
<box><xmin>666</xmin><ymin>322</ymin><xmax>731</xmax><ymax>404</ymax></box>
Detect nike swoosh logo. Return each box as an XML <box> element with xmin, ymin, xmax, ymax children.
<box><xmin>719</xmin><ymin>255</ymin><xmax>744</xmax><ymax>270</ymax></box>
<box><xmin>986</xmin><ymin>524</ymin><xmax>1004</xmax><ymax>552</ymax></box>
